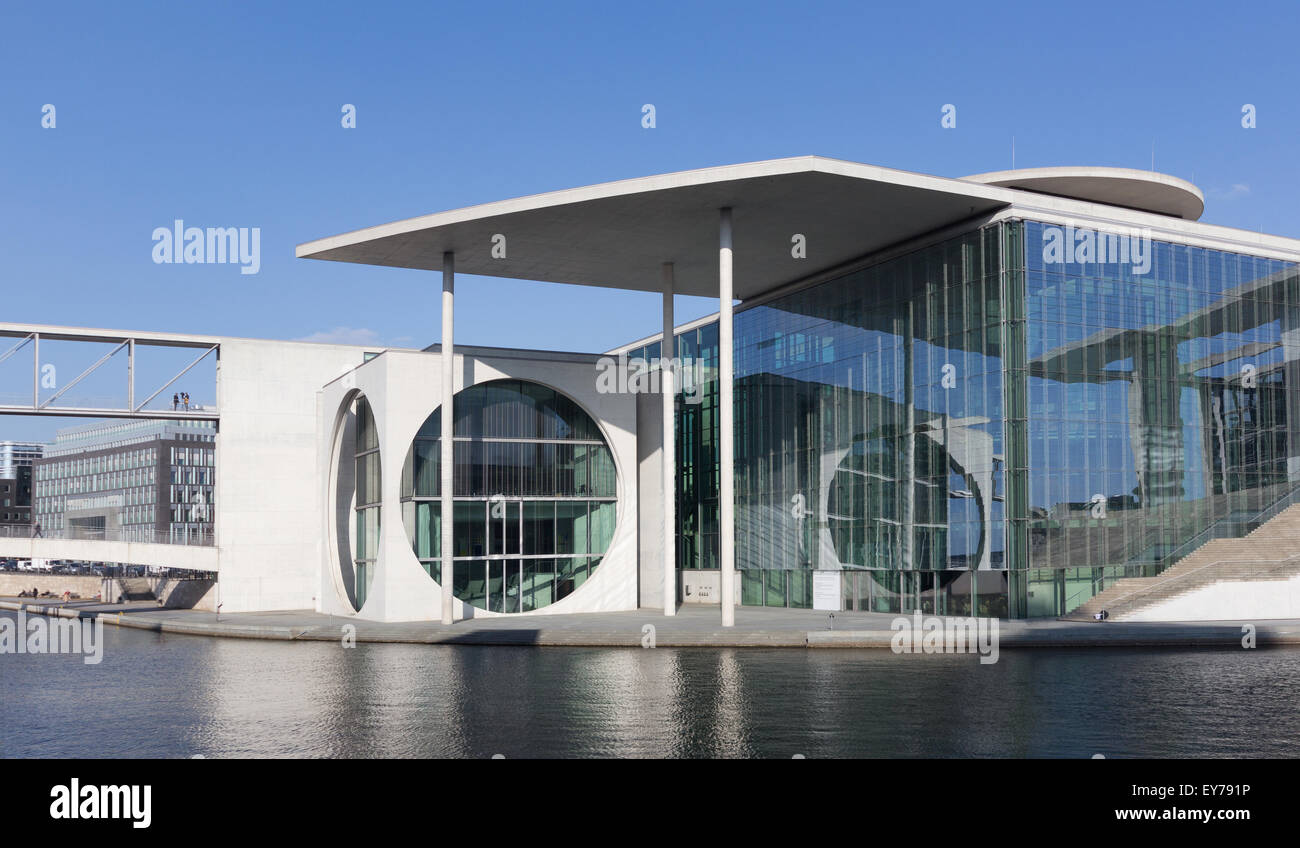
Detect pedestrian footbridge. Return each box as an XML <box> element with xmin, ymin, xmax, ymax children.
<box><xmin>0</xmin><ymin>531</ymin><xmax>218</xmax><ymax>573</ymax></box>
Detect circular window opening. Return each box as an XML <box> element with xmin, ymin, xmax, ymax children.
<box><xmin>401</xmin><ymin>380</ymin><xmax>617</xmax><ymax>612</ymax></box>
<box><xmin>827</xmin><ymin>430</ymin><xmax>985</xmax><ymax>571</ymax></box>
<box><xmin>339</xmin><ymin>394</ymin><xmax>380</xmax><ymax>612</ymax></box>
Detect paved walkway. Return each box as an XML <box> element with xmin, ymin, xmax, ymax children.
<box><xmin>4</xmin><ymin>597</ymin><xmax>1299</xmax><ymax>648</ymax></box>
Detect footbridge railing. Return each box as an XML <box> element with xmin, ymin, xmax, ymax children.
<box><xmin>0</xmin><ymin>525</ymin><xmax>214</xmax><ymax>547</ymax></box>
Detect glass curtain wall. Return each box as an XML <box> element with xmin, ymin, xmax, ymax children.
<box><xmin>1022</xmin><ymin>221</ymin><xmax>1300</xmax><ymax>615</ymax></box>
<box><xmin>629</xmin><ymin>323</ymin><xmax>721</xmax><ymax>572</ymax></box>
<box><xmin>632</xmin><ymin>219</ymin><xmax>1300</xmax><ymax>617</ymax></box>
<box><xmin>732</xmin><ymin>224</ymin><xmax>1014</xmax><ymax>616</ymax></box>
<box><xmin>635</xmin><ymin>223</ymin><xmax>1018</xmax><ymax>616</ymax></box>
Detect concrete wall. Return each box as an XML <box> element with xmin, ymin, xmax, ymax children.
<box><xmin>7</xmin><ymin>335</ymin><xmax>639</xmax><ymax>620</ymax></box>
<box><xmin>0</xmin><ymin>574</ymin><xmax>102</xmax><ymax>598</ymax></box>
<box><xmin>92</xmin><ymin>577</ymin><xmax>215</xmax><ymax>609</ymax></box>
<box><xmin>152</xmin><ymin>577</ymin><xmax>218</xmax><ymax>610</ymax></box>
<box><xmin>1126</xmin><ymin>573</ymin><xmax>1300</xmax><ymax>621</ymax></box>
<box><xmin>319</xmin><ymin>348</ymin><xmax>640</xmax><ymax>622</ymax></box>
<box><xmin>216</xmin><ymin>338</ymin><xmax>371</xmax><ymax>613</ymax></box>
<box><xmin>0</xmin><ymin>536</ymin><xmax>218</xmax><ymax>571</ymax></box>
<box><xmin>681</xmin><ymin>569</ymin><xmax>721</xmax><ymax>604</ymax></box>
<box><xmin>636</xmin><ymin>389</ymin><xmax>665</xmax><ymax>609</ymax></box>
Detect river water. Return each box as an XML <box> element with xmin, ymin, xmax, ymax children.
<box><xmin>2</xmin><ymin>612</ymin><xmax>1297</xmax><ymax>758</ymax></box>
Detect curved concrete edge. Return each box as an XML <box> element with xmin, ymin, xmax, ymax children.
<box><xmin>809</xmin><ymin>627</ymin><xmax>1300</xmax><ymax>648</ymax></box>
<box><xmin>0</xmin><ymin>600</ymin><xmax>101</xmax><ymax>621</ymax></box>
<box><xmin>6</xmin><ymin>601</ymin><xmax>1300</xmax><ymax>648</ymax></box>
<box><xmin>962</xmin><ymin>166</ymin><xmax>1205</xmax><ymax>220</ymax></box>
<box><xmin>0</xmin><ymin>600</ymin><xmax>299</xmax><ymax>641</ymax></box>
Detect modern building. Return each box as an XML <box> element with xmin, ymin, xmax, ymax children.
<box><xmin>0</xmin><ymin>441</ymin><xmax>43</xmax><ymax>528</ymax></box>
<box><xmin>6</xmin><ymin>156</ymin><xmax>1300</xmax><ymax>622</ymax></box>
<box><xmin>33</xmin><ymin>419</ymin><xmax>217</xmax><ymax>543</ymax></box>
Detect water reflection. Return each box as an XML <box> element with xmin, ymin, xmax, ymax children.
<box><xmin>3</xmin><ymin>613</ymin><xmax>1298</xmax><ymax>758</ymax></box>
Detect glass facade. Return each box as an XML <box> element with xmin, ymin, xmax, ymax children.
<box><xmin>639</xmin><ymin>218</ymin><xmax>1300</xmax><ymax>617</ymax></box>
<box><xmin>353</xmin><ymin>396</ymin><xmax>380</xmax><ymax>610</ymax></box>
<box><xmin>632</xmin><ymin>324</ymin><xmax>722</xmax><ymax>571</ymax></box>
<box><xmin>1021</xmin><ymin>220</ymin><xmax>1299</xmax><ymax>615</ymax></box>
<box><xmin>728</xmin><ymin>224</ymin><xmax>1014</xmax><ymax>616</ymax></box>
<box><xmin>0</xmin><ymin>442</ymin><xmax>41</xmax><ymax>527</ymax></box>
<box><xmin>400</xmin><ymin>380</ymin><xmax>617</xmax><ymax>612</ymax></box>
<box><xmin>31</xmin><ymin>420</ymin><xmax>216</xmax><ymax>544</ymax></box>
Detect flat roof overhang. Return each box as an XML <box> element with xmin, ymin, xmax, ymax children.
<box><xmin>296</xmin><ymin>156</ymin><xmax>1014</xmax><ymax>299</ymax></box>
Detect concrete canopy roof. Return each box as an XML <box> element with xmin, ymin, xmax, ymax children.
<box><xmin>963</xmin><ymin>166</ymin><xmax>1205</xmax><ymax>221</ymax></box>
<box><xmin>296</xmin><ymin>156</ymin><xmax>1012</xmax><ymax>300</ymax></box>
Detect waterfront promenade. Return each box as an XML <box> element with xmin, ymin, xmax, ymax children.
<box><xmin>4</xmin><ymin>597</ymin><xmax>1300</xmax><ymax>648</ymax></box>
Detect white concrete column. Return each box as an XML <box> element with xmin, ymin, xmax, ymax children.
<box><xmin>662</xmin><ymin>262</ymin><xmax>677</xmax><ymax>616</ymax></box>
<box><xmin>719</xmin><ymin>208</ymin><xmax>735</xmax><ymax>627</ymax></box>
<box><xmin>440</xmin><ymin>252</ymin><xmax>455</xmax><ymax>625</ymax></box>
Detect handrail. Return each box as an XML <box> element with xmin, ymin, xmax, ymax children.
<box><xmin>1094</xmin><ymin>553</ymin><xmax>1300</xmax><ymax>612</ymax></box>
<box><xmin>1147</xmin><ymin>484</ymin><xmax>1300</xmax><ymax>573</ymax></box>
<box><xmin>1088</xmin><ymin>486</ymin><xmax>1300</xmax><ymax>605</ymax></box>
<box><xmin>1064</xmin><ymin>576</ymin><xmax>1101</xmax><ymax>612</ymax></box>
<box><xmin>0</xmin><ymin>524</ymin><xmax>214</xmax><ymax>547</ymax></box>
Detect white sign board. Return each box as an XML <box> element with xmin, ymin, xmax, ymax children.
<box><xmin>813</xmin><ymin>571</ymin><xmax>841</xmax><ymax>611</ymax></box>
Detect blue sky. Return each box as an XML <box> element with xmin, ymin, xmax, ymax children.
<box><xmin>2</xmin><ymin>0</ymin><xmax>1299</xmax><ymax>441</ymax></box>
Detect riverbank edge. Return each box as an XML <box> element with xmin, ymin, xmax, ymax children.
<box><xmin>3</xmin><ymin>599</ymin><xmax>1296</xmax><ymax>649</ymax></box>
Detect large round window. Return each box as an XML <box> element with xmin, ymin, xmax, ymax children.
<box><xmin>401</xmin><ymin>380</ymin><xmax>617</xmax><ymax>612</ymax></box>
<box><xmin>827</xmin><ymin>431</ymin><xmax>985</xmax><ymax>571</ymax></box>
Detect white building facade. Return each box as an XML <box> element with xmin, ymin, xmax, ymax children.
<box><xmin>318</xmin><ymin>346</ymin><xmax>640</xmax><ymax>621</ymax></box>
<box><xmin>11</xmin><ymin>156</ymin><xmax>1300</xmax><ymax>622</ymax></box>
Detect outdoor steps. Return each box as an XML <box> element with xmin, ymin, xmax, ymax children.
<box><xmin>1069</xmin><ymin>503</ymin><xmax>1300</xmax><ymax>620</ymax></box>
<box><xmin>116</xmin><ymin>577</ymin><xmax>155</xmax><ymax>602</ymax></box>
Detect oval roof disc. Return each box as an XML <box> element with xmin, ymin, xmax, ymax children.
<box><xmin>961</xmin><ymin>166</ymin><xmax>1205</xmax><ymax>220</ymax></box>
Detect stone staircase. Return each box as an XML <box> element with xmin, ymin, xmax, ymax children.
<box><xmin>114</xmin><ymin>577</ymin><xmax>155</xmax><ymax>602</ymax></box>
<box><xmin>1068</xmin><ymin>504</ymin><xmax>1300</xmax><ymax>620</ymax></box>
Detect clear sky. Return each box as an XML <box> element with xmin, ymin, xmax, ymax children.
<box><xmin>2</xmin><ymin>0</ymin><xmax>1299</xmax><ymax>442</ymax></box>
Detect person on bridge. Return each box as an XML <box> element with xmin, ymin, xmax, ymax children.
<box><xmin>173</xmin><ymin>393</ymin><xmax>179</xmax><ymax>410</ymax></box>
<box><xmin>31</xmin><ymin>522</ymin><xmax>42</xmax><ymax>538</ymax></box>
